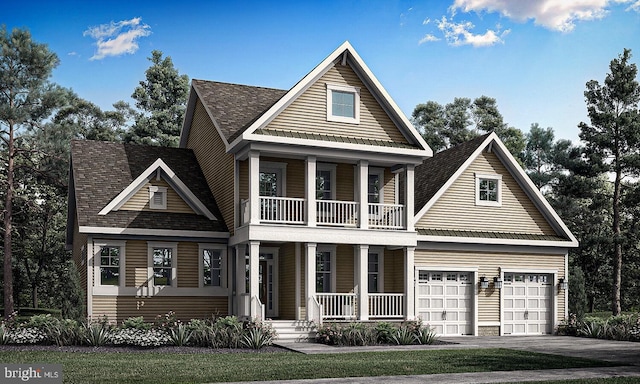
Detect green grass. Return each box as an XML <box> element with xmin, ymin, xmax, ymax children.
<box><xmin>0</xmin><ymin>348</ymin><xmax>618</xmax><ymax>384</ymax></box>
<box><xmin>527</xmin><ymin>379</ymin><xmax>640</xmax><ymax>384</ymax></box>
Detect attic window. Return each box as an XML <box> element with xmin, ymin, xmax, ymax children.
<box><xmin>149</xmin><ymin>186</ymin><xmax>167</xmax><ymax>210</ymax></box>
<box><xmin>475</xmin><ymin>173</ymin><xmax>502</xmax><ymax>207</ymax></box>
<box><xmin>326</xmin><ymin>83</ymin><xmax>360</xmax><ymax>124</ymax></box>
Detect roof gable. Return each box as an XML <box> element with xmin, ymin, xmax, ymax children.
<box><xmin>414</xmin><ymin>132</ymin><xmax>577</xmax><ymax>246</ymax></box>
<box><xmin>98</xmin><ymin>158</ymin><xmax>216</xmax><ymax>220</ymax></box>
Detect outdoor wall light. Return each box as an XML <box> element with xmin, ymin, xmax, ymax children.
<box><xmin>493</xmin><ymin>277</ymin><xmax>503</xmax><ymax>289</ymax></box>
<box><xmin>559</xmin><ymin>278</ymin><xmax>568</xmax><ymax>290</ymax></box>
<box><xmin>480</xmin><ymin>276</ymin><xmax>489</xmax><ymax>289</ymax></box>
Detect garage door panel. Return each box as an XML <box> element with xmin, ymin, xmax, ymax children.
<box><xmin>416</xmin><ymin>270</ymin><xmax>473</xmax><ymax>336</ymax></box>
<box><xmin>503</xmin><ymin>273</ymin><xmax>553</xmax><ymax>335</ymax></box>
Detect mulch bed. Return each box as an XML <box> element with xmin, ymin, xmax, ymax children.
<box><xmin>0</xmin><ymin>344</ymin><xmax>288</xmax><ymax>354</ymax></box>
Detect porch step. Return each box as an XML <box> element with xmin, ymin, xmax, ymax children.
<box><xmin>269</xmin><ymin>320</ymin><xmax>317</xmax><ymax>343</ymax></box>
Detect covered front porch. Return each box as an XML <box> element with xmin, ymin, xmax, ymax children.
<box><xmin>232</xmin><ymin>241</ymin><xmax>415</xmax><ymax>325</ymax></box>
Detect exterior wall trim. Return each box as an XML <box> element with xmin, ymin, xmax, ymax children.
<box><xmin>79</xmin><ymin>226</ymin><xmax>229</xmax><ymax>239</ymax></box>
<box><xmin>417</xmin><ymin>235</ymin><xmax>574</xmax><ymax>248</ymax></box>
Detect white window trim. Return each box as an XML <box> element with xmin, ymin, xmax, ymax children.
<box><xmin>317</xmin><ymin>245</ymin><xmax>337</xmax><ymax>293</ymax></box>
<box><xmin>148</xmin><ymin>241</ymin><xmax>178</xmax><ymax>289</ymax></box>
<box><xmin>326</xmin><ymin>83</ymin><xmax>360</xmax><ymax>124</ymax></box>
<box><xmin>198</xmin><ymin>244</ymin><xmax>227</xmax><ymax>289</ymax></box>
<box><xmin>260</xmin><ymin>161</ymin><xmax>287</xmax><ymax>196</ymax></box>
<box><xmin>368</xmin><ymin>247</ymin><xmax>384</xmax><ymax>293</ymax></box>
<box><xmin>93</xmin><ymin>240</ymin><xmax>126</xmax><ymax>290</ymax></box>
<box><xmin>149</xmin><ymin>185</ymin><xmax>168</xmax><ymax>210</ymax></box>
<box><xmin>316</xmin><ymin>163</ymin><xmax>337</xmax><ymax>200</ymax></box>
<box><xmin>475</xmin><ymin>173</ymin><xmax>502</xmax><ymax>207</ymax></box>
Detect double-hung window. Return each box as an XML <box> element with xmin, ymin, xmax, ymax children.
<box><xmin>316</xmin><ymin>163</ymin><xmax>337</xmax><ymax>201</ymax></box>
<box><xmin>149</xmin><ymin>242</ymin><xmax>177</xmax><ymax>287</ymax></box>
<box><xmin>475</xmin><ymin>173</ymin><xmax>502</xmax><ymax>206</ymax></box>
<box><xmin>326</xmin><ymin>84</ymin><xmax>360</xmax><ymax>124</ymax></box>
<box><xmin>94</xmin><ymin>241</ymin><xmax>126</xmax><ymax>289</ymax></box>
<box><xmin>316</xmin><ymin>248</ymin><xmax>335</xmax><ymax>293</ymax></box>
<box><xmin>200</xmin><ymin>246</ymin><xmax>226</xmax><ymax>288</ymax></box>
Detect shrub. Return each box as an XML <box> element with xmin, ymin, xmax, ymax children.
<box><xmin>46</xmin><ymin>319</ymin><xmax>83</xmax><ymax>346</ymax></box>
<box><xmin>186</xmin><ymin>319</ymin><xmax>214</xmax><ymax>347</ymax></box>
<box><xmin>155</xmin><ymin>311</ymin><xmax>179</xmax><ymax>332</ymax></box>
<box><xmin>316</xmin><ymin>323</ymin><xmax>343</xmax><ymax>346</ymax></box>
<box><xmin>84</xmin><ymin>323</ymin><xmax>111</xmax><ymax>346</ymax></box>
<box><xmin>241</xmin><ymin>327</ymin><xmax>274</xmax><ymax>349</ymax></box>
<box><xmin>110</xmin><ymin>328</ymin><xmax>171</xmax><ymax>348</ymax></box>
<box><xmin>169</xmin><ymin>323</ymin><xmax>192</xmax><ymax>347</ymax></box>
<box><xmin>0</xmin><ymin>323</ymin><xmax>9</xmax><ymax>345</ymax></box>
<box><xmin>122</xmin><ymin>316</ymin><xmax>151</xmax><ymax>331</ymax></box>
<box><xmin>415</xmin><ymin>326</ymin><xmax>438</xmax><ymax>345</ymax></box>
<box><xmin>7</xmin><ymin>328</ymin><xmax>46</xmax><ymax>344</ymax></box>
<box><xmin>392</xmin><ymin>326</ymin><xmax>416</xmax><ymax>345</ymax></box>
<box><xmin>374</xmin><ymin>322</ymin><xmax>395</xmax><ymax>344</ymax></box>
<box><xmin>212</xmin><ymin>316</ymin><xmax>243</xmax><ymax>348</ymax></box>
<box><xmin>578</xmin><ymin>318</ymin><xmax>606</xmax><ymax>338</ymax></box>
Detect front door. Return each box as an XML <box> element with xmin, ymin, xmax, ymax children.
<box><xmin>259</xmin><ymin>251</ymin><xmax>278</xmax><ymax>318</ymax></box>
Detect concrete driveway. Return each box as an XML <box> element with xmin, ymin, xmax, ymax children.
<box><xmin>226</xmin><ymin>336</ymin><xmax>640</xmax><ymax>383</ymax></box>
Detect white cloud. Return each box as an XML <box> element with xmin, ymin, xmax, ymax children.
<box><xmin>84</xmin><ymin>17</ymin><xmax>151</xmax><ymax>60</ymax></box>
<box><xmin>423</xmin><ymin>17</ymin><xmax>432</xmax><ymax>25</ymax></box>
<box><xmin>450</xmin><ymin>0</ymin><xmax>636</xmax><ymax>32</ymax></box>
<box><xmin>436</xmin><ymin>16</ymin><xmax>508</xmax><ymax>47</ymax></box>
<box><xmin>418</xmin><ymin>34</ymin><xmax>441</xmax><ymax>44</ymax></box>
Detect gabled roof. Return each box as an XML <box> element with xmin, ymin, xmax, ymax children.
<box><xmin>180</xmin><ymin>41</ymin><xmax>432</xmax><ymax>157</ymax></box>
<box><xmin>414</xmin><ymin>132</ymin><xmax>578</xmax><ymax>246</ymax></box>
<box><xmin>68</xmin><ymin>140</ymin><xmax>227</xmax><ymax>235</ymax></box>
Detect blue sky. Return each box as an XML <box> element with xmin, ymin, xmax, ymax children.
<box><xmin>4</xmin><ymin>0</ymin><xmax>640</xmax><ymax>143</ymax></box>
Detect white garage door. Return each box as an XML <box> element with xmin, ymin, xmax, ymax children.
<box><xmin>503</xmin><ymin>273</ymin><xmax>553</xmax><ymax>335</ymax></box>
<box><xmin>416</xmin><ymin>270</ymin><xmax>473</xmax><ymax>336</ymax></box>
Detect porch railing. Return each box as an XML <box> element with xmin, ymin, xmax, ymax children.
<box><xmin>316</xmin><ymin>293</ymin><xmax>357</xmax><ymax>320</ymax></box>
<box><xmin>260</xmin><ymin>197</ymin><xmax>306</xmax><ymax>224</ymax></box>
<box><xmin>368</xmin><ymin>203</ymin><xmax>405</xmax><ymax>230</ymax></box>
<box><xmin>251</xmin><ymin>295</ymin><xmax>265</xmax><ymax>322</ymax></box>
<box><xmin>317</xmin><ymin>200</ymin><xmax>359</xmax><ymax>227</ymax></box>
<box><xmin>368</xmin><ymin>293</ymin><xmax>405</xmax><ymax>318</ymax></box>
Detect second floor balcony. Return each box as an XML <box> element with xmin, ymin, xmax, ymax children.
<box><xmin>241</xmin><ymin>197</ymin><xmax>405</xmax><ymax>230</ymax></box>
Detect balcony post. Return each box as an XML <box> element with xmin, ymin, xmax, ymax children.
<box><xmin>305</xmin><ymin>242</ymin><xmax>317</xmax><ymax>322</ymax></box>
<box><xmin>357</xmin><ymin>244</ymin><xmax>369</xmax><ymax>320</ymax></box>
<box><xmin>248</xmin><ymin>151</ymin><xmax>260</xmax><ymax>224</ymax></box>
<box><xmin>248</xmin><ymin>241</ymin><xmax>260</xmax><ymax>319</ymax></box>
<box><xmin>358</xmin><ymin>160</ymin><xmax>369</xmax><ymax>229</ymax></box>
<box><xmin>405</xmin><ymin>164</ymin><xmax>415</xmax><ymax>231</ymax></box>
<box><xmin>306</xmin><ymin>156</ymin><xmax>316</xmax><ymax>227</ymax></box>
<box><xmin>404</xmin><ymin>246</ymin><xmax>415</xmax><ymax>320</ymax></box>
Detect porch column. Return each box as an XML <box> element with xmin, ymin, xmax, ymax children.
<box><xmin>235</xmin><ymin>244</ymin><xmax>247</xmax><ymax>317</ymax></box>
<box><xmin>357</xmin><ymin>244</ymin><xmax>369</xmax><ymax>321</ymax></box>
<box><xmin>358</xmin><ymin>160</ymin><xmax>369</xmax><ymax>229</ymax></box>
<box><xmin>405</xmin><ymin>165</ymin><xmax>415</xmax><ymax>231</ymax></box>
<box><xmin>248</xmin><ymin>150</ymin><xmax>260</xmax><ymax>224</ymax></box>
<box><xmin>305</xmin><ymin>242</ymin><xmax>317</xmax><ymax>322</ymax></box>
<box><xmin>248</xmin><ymin>241</ymin><xmax>261</xmax><ymax>318</ymax></box>
<box><xmin>306</xmin><ymin>155</ymin><xmax>317</xmax><ymax>227</ymax></box>
<box><xmin>404</xmin><ymin>246</ymin><xmax>415</xmax><ymax>320</ymax></box>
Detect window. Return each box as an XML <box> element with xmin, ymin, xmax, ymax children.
<box><xmin>149</xmin><ymin>186</ymin><xmax>167</xmax><ymax>209</ymax></box>
<box><xmin>326</xmin><ymin>84</ymin><xmax>360</xmax><ymax>124</ymax></box>
<box><xmin>316</xmin><ymin>250</ymin><xmax>332</xmax><ymax>293</ymax></box>
<box><xmin>202</xmin><ymin>248</ymin><xmax>222</xmax><ymax>287</ymax></box>
<box><xmin>259</xmin><ymin>172</ymin><xmax>278</xmax><ymax>197</ymax></box>
<box><xmin>148</xmin><ymin>242</ymin><xmax>177</xmax><ymax>287</ymax></box>
<box><xmin>368</xmin><ymin>252</ymin><xmax>384</xmax><ymax>293</ymax></box>
<box><xmin>99</xmin><ymin>246</ymin><xmax>120</xmax><ymax>286</ymax></box>
<box><xmin>316</xmin><ymin>164</ymin><xmax>336</xmax><ymax>200</ymax></box>
<box><xmin>368</xmin><ymin>169</ymin><xmax>384</xmax><ymax>203</ymax></box>
<box><xmin>475</xmin><ymin>173</ymin><xmax>502</xmax><ymax>206</ymax></box>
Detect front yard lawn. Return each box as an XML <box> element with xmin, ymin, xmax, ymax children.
<box><xmin>0</xmin><ymin>348</ymin><xmax>619</xmax><ymax>384</ymax></box>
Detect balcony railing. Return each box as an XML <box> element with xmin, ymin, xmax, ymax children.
<box><xmin>368</xmin><ymin>203</ymin><xmax>405</xmax><ymax>230</ymax></box>
<box><xmin>241</xmin><ymin>197</ymin><xmax>405</xmax><ymax>229</ymax></box>
<box><xmin>317</xmin><ymin>200</ymin><xmax>358</xmax><ymax>227</ymax></box>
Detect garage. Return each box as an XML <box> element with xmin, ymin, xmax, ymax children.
<box><xmin>416</xmin><ymin>270</ymin><xmax>473</xmax><ymax>335</ymax></box>
<box><xmin>503</xmin><ymin>273</ymin><xmax>553</xmax><ymax>335</ymax></box>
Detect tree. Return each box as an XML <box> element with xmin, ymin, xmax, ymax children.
<box><xmin>578</xmin><ymin>48</ymin><xmax>640</xmax><ymax>315</ymax></box>
<box><xmin>412</xmin><ymin>95</ymin><xmax>524</xmax><ymax>155</ymax></box>
<box><xmin>0</xmin><ymin>27</ymin><xmax>66</xmax><ymax>317</ymax></box>
<box><xmin>124</xmin><ymin>50</ymin><xmax>189</xmax><ymax>147</ymax></box>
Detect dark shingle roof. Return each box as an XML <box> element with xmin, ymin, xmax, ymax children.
<box><xmin>255</xmin><ymin>128</ymin><xmax>417</xmax><ymax>149</ymax></box>
<box><xmin>70</xmin><ymin>140</ymin><xmax>227</xmax><ymax>233</ymax></box>
<box><xmin>191</xmin><ymin>79</ymin><xmax>287</xmax><ymax>143</ymax></box>
<box><xmin>414</xmin><ymin>133</ymin><xmax>491</xmax><ymax>214</ymax></box>
<box><xmin>416</xmin><ymin>228</ymin><xmax>567</xmax><ymax>242</ymax></box>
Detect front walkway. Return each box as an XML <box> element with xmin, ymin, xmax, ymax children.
<box><xmin>231</xmin><ymin>336</ymin><xmax>640</xmax><ymax>384</ymax></box>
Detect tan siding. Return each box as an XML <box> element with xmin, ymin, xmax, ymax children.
<box><xmin>120</xmin><ymin>179</ymin><xmax>194</xmax><ymax>214</ymax></box>
<box><xmin>383</xmin><ymin>168</ymin><xmax>395</xmax><ymax>205</ymax></box>
<box><xmin>336</xmin><ymin>245</ymin><xmax>355</xmax><ymax>293</ymax></box>
<box><xmin>125</xmin><ymin>240</ymin><xmax>148</xmax><ymax>288</ymax></box>
<box><xmin>186</xmin><ymin>99</ymin><xmax>235</xmax><ymax>234</ymax></box>
<box><xmin>384</xmin><ymin>249</ymin><xmax>404</xmax><ymax>293</ymax></box>
<box><xmin>239</xmin><ymin>160</ymin><xmax>248</xmax><ymax>201</ymax></box>
<box><xmin>177</xmin><ymin>242</ymin><xmax>199</xmax><ymax>288</ymax></box>
<box><xmin>279</xmin><ymin>243</ymin><xmax>296</xmax><ymax>319</ymax></box>
<box><xmin>414</xmin><ymin>249</ymin><xmax>566</xmax><ymax>323</ymax></box>
<box><xmin>266</xmin><ymin>64</ymin><xmax>409</xmax><ymax>145</ymax></box>
<box><xmin>72</xmin><ymin>222</ymin><xmax>88</xmax><ymax>299</ymax></box>
<box><xmin>336</xmin><ymin>163</ymin><xmax>355</xmax><ymax>201</ymax></box>
<box><xmin>416</xmin><ymin>151</ymin><xmax>556</xmax><ymax>235</ymax></box>
<box><xmin>91</xmin><ymin>296</ymin><xmax>228</xmax><ymax>323</ymax></box>
<box><xmin>286</xmin><ymin>159</ymin><xmax>305</xmax><ymax>198</ymax></box>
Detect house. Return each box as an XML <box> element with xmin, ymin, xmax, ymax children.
<box><xmin>66</xmin><ymin>42</ymin><xmax>577</xmax><ymax>337</ymax></box>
